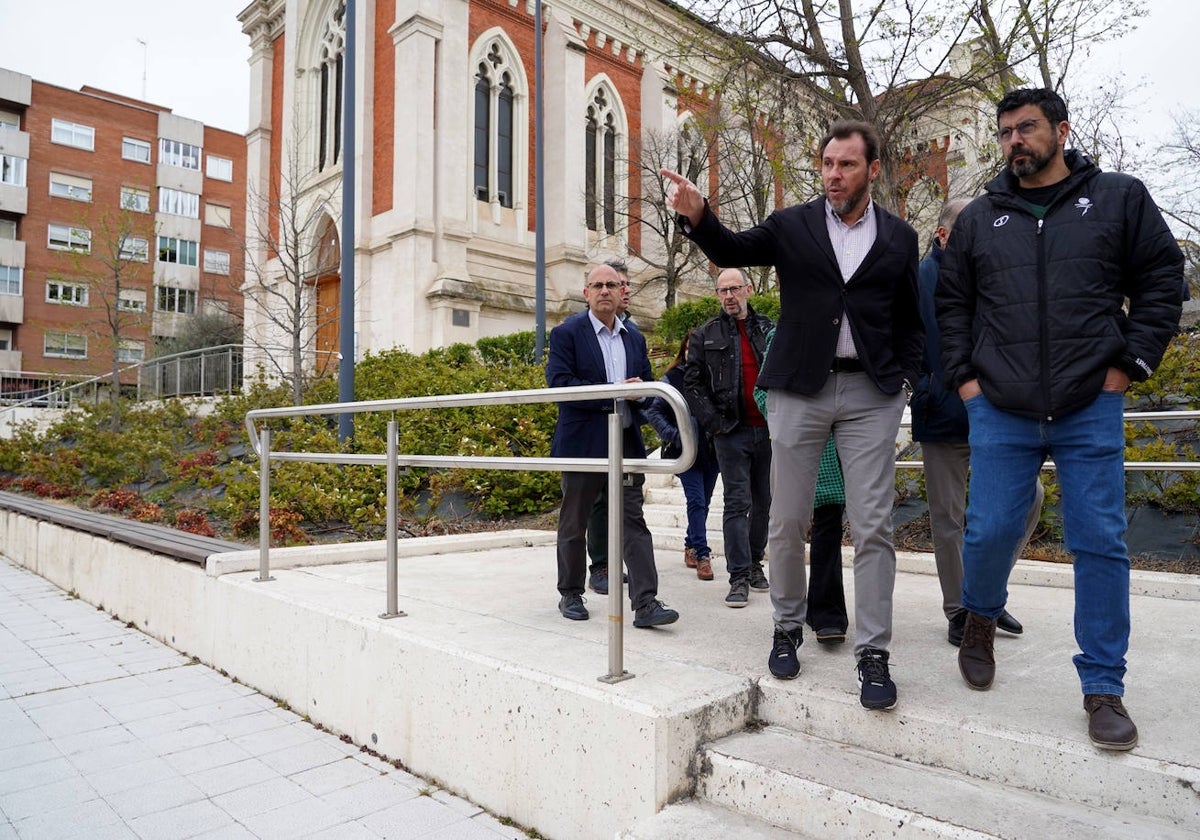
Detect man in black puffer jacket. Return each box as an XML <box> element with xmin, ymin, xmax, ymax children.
<box><xmin>937</xmin><ymin>88</ymin><xmax>1183</xmax><ymax>752</ymax></box>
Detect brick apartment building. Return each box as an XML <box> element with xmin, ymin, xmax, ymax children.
<box><xmin>0</xmin><ymin>68</ymin><xmax>245</xmax><ymax>395</ymax></box>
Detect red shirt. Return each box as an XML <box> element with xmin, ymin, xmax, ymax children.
<box><xmin>738</xmin><ymin>318</ymin><xmax>767</xmax><ymax>427</ymax></box>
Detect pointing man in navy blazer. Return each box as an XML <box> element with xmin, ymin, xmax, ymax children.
<box><xmin>662</xmin><ymin>120</ymin><xmax>922</xmax><ymax>710</ymax></box>
<box><xmin>546</xmin><ymin>263</ymin><xmax>679</xmax><ymax>628</ymax></box>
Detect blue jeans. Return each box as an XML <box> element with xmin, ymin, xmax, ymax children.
<box><xmin>713</xmin><ymin>425</ymin><xmax>772</xmax><ymax>582</ymax></box>
<box><xmin>678</xmin><ymin>461</ymin><xmax>720</xmax><ymax>557</ymax></box>
<box><xmin>963</xmin><ymin>391</ymin><xmax>1130</xmax><ymax>695</ymax></box>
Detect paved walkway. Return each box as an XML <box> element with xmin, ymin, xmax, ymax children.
<box><xmin>0</xmin><ymin>557</ymin><xmax>526</xmax><ymax>840</ymax></box>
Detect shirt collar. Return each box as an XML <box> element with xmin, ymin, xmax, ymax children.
<box><xmin>824</xmin><ymin>197</ymin><xmax>875</xmax><ymax>229</ymax></box>
<box><xmin>587</xmin><ymin>309</ymin><xmax>625</xmax><ymax>336</ymax></box>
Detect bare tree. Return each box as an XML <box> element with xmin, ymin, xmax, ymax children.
<box><xmin>242</xmin><ymin>117</ymin><xmax>341</xmax><ymax>404</ymax></box>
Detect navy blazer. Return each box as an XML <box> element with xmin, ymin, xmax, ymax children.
<box><xmin>545</xmin><ymin>310</ymin><xmax>654</xmax><ymax>459</ymax></box>
<box><xmin>686</xmin><ymin>197</ymin><xmax>922</xmax><ymax>396</ymax></box>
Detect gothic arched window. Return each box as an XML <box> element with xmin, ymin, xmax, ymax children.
<box><xmin>317</xmin><ymin>0</ymin><xmax>345</xmax><ymax>171</ymax></box>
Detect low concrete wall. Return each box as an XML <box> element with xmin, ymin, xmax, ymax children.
<box><xmin>0</xmin><ymin>509</ymin><xmax>755</xmax><ymax>840</ymax></box>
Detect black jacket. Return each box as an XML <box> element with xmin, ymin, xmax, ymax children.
<box><xmin>684</xmin><ymin>197</ymin><xmax>922</xmax><ymax>396</ymax></box>
<box><xmin>911</xmin><ymin>241</ymin><xmax>968</xmax><ymax>442</ymax></box>
<box><xmin>937</xmin><ymin>150</ymin><xmax>1183</xmax><ymax>420</ymax></box>
<box><xmin>682</xmin><ymin>304</ymin><xmax>773</xmax><ymax>436</ymax></box>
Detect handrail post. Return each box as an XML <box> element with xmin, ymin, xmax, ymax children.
<box><xmin>381</xmin><ymin>419</ymin><xmax>405</xmax><ymax>618</ymax></box>
<box><xmin>255</xmin><ymin>427</ymin><xmax>274</xmax><ymax>582</ymax></box>
<box><xmin>599</xmin><ymin>403</ymin><xmax>632</xmax><ymax>683</ymax></box>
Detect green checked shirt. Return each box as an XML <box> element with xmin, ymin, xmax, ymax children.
<box><xmin>754</xmin><ymin>327</ymin><xmax>846</xmax><ymax>508</ymax></box>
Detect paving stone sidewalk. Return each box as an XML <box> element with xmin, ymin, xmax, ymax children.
<box><xmin>0</xmin><ymin>557</ymin><xmax>528</xmax><ymax>840</ymax></box>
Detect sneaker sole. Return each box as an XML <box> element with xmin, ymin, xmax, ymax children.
<box><xmin>725</xmin><ymin>599</ymin><xmax>748</xmax><ymax>608</ymax></box>
<box><xmin>749</xmin><ymin>584</ymin><xmax>770</xmax><ymax>592</ymax></box>
<box><xmin>769</xmin><ymin>664</ymin><xmax>801</xmax><ymax>680</ymax></box>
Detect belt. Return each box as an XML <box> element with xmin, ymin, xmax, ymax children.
<box><xmin>830</xmin><ymin>357</ymin><xmax>864</xmax><ymax>373</ymax></box>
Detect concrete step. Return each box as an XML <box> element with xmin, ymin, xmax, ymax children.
<box><xmin>699</xmin><ymin>725</ymin><xmax>1196</xmax><ymax>839</ymax></box>
<box><xmin>618</xmin><ymin>799</ymin><xmax>818</xmax><ymax>839</ymax></box>
<box><xmin>755</xmin><ymin>682</ymin><xmax>1200</xmax><ymax>831</ymax></box>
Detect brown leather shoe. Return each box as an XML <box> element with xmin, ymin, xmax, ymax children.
<box><xmin>695</xmin><ymin>555</ymin><xmax>714</xmax><ymax>581</ymax></box>
<box><xmin>958</xmin><ymin>612</ymin><xmax>996</xmax><ymax>690</ymax></box>
<box><xmin>1084</xmin><ymin>694</ymin><xmax>1138</xmax><ymax>751</ymax></box>
<box><xmin>683</xmin><ymin>547</ymin><xmax>698</xmax><ymax>569</ymax></box>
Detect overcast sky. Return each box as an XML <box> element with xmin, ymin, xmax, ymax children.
<box><xmin>0</xmin><ymin>0</ymin><xmax>1195</xmax><ymax>142</ymax></box>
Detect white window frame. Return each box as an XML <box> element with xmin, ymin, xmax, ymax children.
<box><xmin>204</xmin><ymin>203</ymin><xmax>232</xmax><ymax>228</ymax></box>
<box><xmin>0</xmin><ymin>110</ymin><xmax>19</xmax><ymax>131</ymax></box>
<box><xmin>1</xmin><ymin>154</ymin><xmax>27</xmax><ymax>187</ymax></box>
<box><xmin>122</xmin><ymin>137</ymin><xmax>152</xmax><ymax>163</ymax></box>
<box><xmin>51</xmin><ymin>119</ymin><xmax>95</xmax><ymax>151</ymax></box>
<box><xmin>44</xmin><ymin>330</ymin><xmax>88</xmax><ymax>359</ymax></box>
<box><xmin>49</xmin><ymin>172</ymin><xmax>93</xmax><ymax>202</ymax></box>
<box><xmin>118</xmin><ymin>236</ymin><xmax>149</xmax><ymax>262</ymax></box>
<box><xmin>155</xmin><ymin>285</ymin><xmax>197</xmax><ymax>314</ymax></box>
<box><xmin>206</xmin><ymin>155</ymin><xmax>233</xmax><ymax>181</ymax></box>
<box><xmin>156</xmin><ymin>236</ymin><xmax>198</xmax><ymax>266</ymax></box>
<box><xmin>0</xmin><ymin>264</ymin><xmax>22</xmax><ymax>295</ymax></box>
<box><xmin>46</xmin><ymin>280</ymin><xmax>89</xmax><ymax>306</ymax></box>
<box><xmin>120</xmin><ymin>186</ymin><xmax>150</xmax><ymax>213</ymax></box>
<box><xmin>203</xmin><ymin>249</ymin><xmax>231</xmax><ymax>275</ymax></box>
<box><xmin>0</xmin><ymin>219</ymin><xmax>15</xmax><ymax>240</ymax></box>
<box><xmin>116</xmin><ymin>340</ymin><xmax>146</xmax><ymax>363</ymax></box>
<box><xmin>159</xmin><ymin>138</ymin><xmax>201</xmax><ymax>170</ymax></box>
<box><xmin>158</xmin><ymin>187</ymin><xmax>200</xmax><ymax>218</ymax></box>
<box><xmin>118</xmin><ymin>289</ymin><xmax>147</xmax><ymax>312</ymax></box>
<box><xmin>48</xmin><ymin>224</ymin><xmax>91</xmax><ymax>253</ymax></box>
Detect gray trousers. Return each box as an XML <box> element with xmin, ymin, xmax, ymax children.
<box><xmin>922</xmin><ymin>441</ymin><xmax>1045</xmax><ymax>619</ymax></box>
<box><xmin>766</xmin><ymin>373</ymin><xmax>906</xmax><ymax>655</ymax></box>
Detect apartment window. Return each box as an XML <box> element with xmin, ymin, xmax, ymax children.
<box><xmin>0</xmin><ymin>219</ymin><xmax>15</xmax><ymax>240</ymax></box>
<box><xmin>120</xmin><ymin>186</ymin><xmax>150</xmax><ymax>213</ymax></box>
<box><xmin>48</xmin><ymin>224</ymin><xmax>91</xmax><ymax>253</ymax></box>
<box><xmin>0</xmin><ymin>110</ymin><xmax>19</xmax><ymax>130</ymax></box>
<box><xmin>158</xmin><ymin>187</ymin><xmax>200</xmax><ymax>218</ymax></box>
<box><xmin>46</xmin><ymin>280</ymin><xmax>89</xmax><ymax>306</ymax></box>
<box><xmin>0</xmin><ymin>329</ymin><xmax>11</xmax><ymax>351</ymax></box>
<box><xmin>1</xmin><ymin>154</ymin><xmax>26</xmax><ymax>187</ymax></box>
<box><xmin>157</xmin><ymin>236</ymin><xmax>198</xmax><ymax>266</ymax></box>
<box><xmin>203</xmin><ymin>249</ymin><xmax>230</xmax><ymax>275</ymax></box>
<box><xmin>206</xmin><ymin>155</ymin><xmax>233</xmax><ymax>181</ymax></box>
<box><xmin>0</xmin><ymin>265</ymin><xmax>22</xmax><ymax>295</ymax></box>
<box><xmin>156</xmin><ymin>285</ymin><xmax>197</xmax><ymax>314</ymax></box>
<box><xmin>117</xmin><ymin>340</ymin><xmax>145</xmax><ymax>363</ymax></box>
<box><xmin>118</xmin><ymin>289</ymin><xmax>147</xmax><ymax>312</ymax></box>
<box><xmin>118</xmin><ymin>236</ymin><xmax>149</xmax><ymax>262</ymax></box>
<box><xmin>159</xmin><ymin>138</ymin><xmax>201</xmax><ymax>170</ymax></box>
<box><xmin>44</xmin><ymin>330</ymin><xmax>87</xmax><ymax>359</ymax></box>
<box><xmin>204</xmin><ymin>203</ymin><xmax>231</xmax><ymax>228</ymax></box>
<box><xmin>49</xmin><ymin>172</ymin><xmax>93</xmax><ymax>202</ymax></box>
<box><xmin>51</xmin><ymin>119</ymin><xmax>95</xmax><ymax>151</ymax></box>
<box><xmin>122</xmin><ymin>137</ymin><xmax>152</xmax><ymax>163</ymax></box>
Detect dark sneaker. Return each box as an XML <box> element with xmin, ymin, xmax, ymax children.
<box><xmin>947</xmin><ymin>611</ymin><xmax>967</xmax><ymax>647</ymax></box>
<box><xmin>958</xmin><ymin>612</ymin><xmax>997</xmax><ymax>690</ymax></box>
<box><xmin>815</xmin><ymin>627</ymin><xmax>847</xmax><ymax>646</ymax></box>
<box><xmin>997</xmin><ymin>609</ymin><xmax>1024</xmax><ymax>635</ymax></box>
<box><xmin>558</xmin><ymin>594</ymin><xmax>588</xmax><ymax>621</ymax></box>
<box><xmin>684</xmin><ymin>547</ymin><xmax>698</xmax><ymax>568</ymax></box>
<box><xmin>725</xmin><ymin>580</ymin><xmax>749</xmax><ymax>608</ymax></box>
<box><xmin>768</xmin><ymin>625</ymin><xmax>803</xmax><ymax>680</ymax></box>
<box><xmin>1084</xmin><ymin>694</ymin><xmax>1138</xmax><ymax>751</ymax></box>
<box><xmin>748</xmin><ymin>561</ymin><xmax>769</xmax><ymax>591</ymax></box>
<box><xmin>589</xmin><ymin>568</ymin><xmax>608</xmax><ymax>595</ymax></box>
<box><xmin>857</xmin><ymin>648</ymin><xmax>897</xmax><ymax>710</ymax></box>
<box><xmin>695</xmin><ymin>555</ymin><xmax>714</xmax><ymax>581</ymax></box>
<box><xmin>633</xmin><ymin>600</ymin><xmax>679</xmax><ymax>628</ymax></box>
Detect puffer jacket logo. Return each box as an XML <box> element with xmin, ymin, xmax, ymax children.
<box><xmin>993</xmin><ymin>214</ymin><xmax>1009</xmax><ymax>227</ymax></box>
<box><xmin>1074</xmin><ymin>197</ymin><xmax>1093</xmax><ymax>215</ymax></box>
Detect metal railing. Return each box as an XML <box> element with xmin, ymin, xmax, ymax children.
<box><xmin>0</xmin><ymin>344</ymin><xmax>244</xmax><ymax>427</ymax></box>
<box><xmin>244</xmin><ymin>382</ymin><xmax>697</xmax><ymax>684</ymax></box>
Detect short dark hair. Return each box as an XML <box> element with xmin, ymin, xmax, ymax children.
<box><xmin>819</xmin><ymin>120</ymin><xmax>881</xmax><ymax>163</ymax></box>
<box><xmin>603</xmin><ymin>258</ymin><xmax>629</xmax><ymax>277</ymax></box>
<box><xmin>996</xmin><ymin>88</ymin><xmax>1069</xmax><ymax>126</ymax></box>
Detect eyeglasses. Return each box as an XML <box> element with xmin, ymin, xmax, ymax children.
<box><xmin>716</xmin><ymin>284</ymin><xmax>747</xmax><ymax>296</ymax></box>
<box><xmin>996</xmin><ymin>118</ymin><xmax>1047</xmax><ymax>143</ymax></box>
<box><xmin>587</xmin><ymin>281</ymin><xmax>627</xmax><ymax>291</ymax></box>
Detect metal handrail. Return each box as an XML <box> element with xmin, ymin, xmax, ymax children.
<box><xmin>245</xmin><ymin>381</ymin><xmax>697</xmax><ymax>684</ymax></box>
<box><xmin>895</xmin><ymin>409</ymin><xmax>1200</xmax><ymax>470</ymax></box>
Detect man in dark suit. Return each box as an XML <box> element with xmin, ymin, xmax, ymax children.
<box><xmin>661</xmin><ymin>120</ymin><xmax>922</xmax><ymax>710</ymax></box>
<box><xmin>545</xmin><ymin>263</ymin><xmax>679</xmax><ymax>628</ymax></box>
